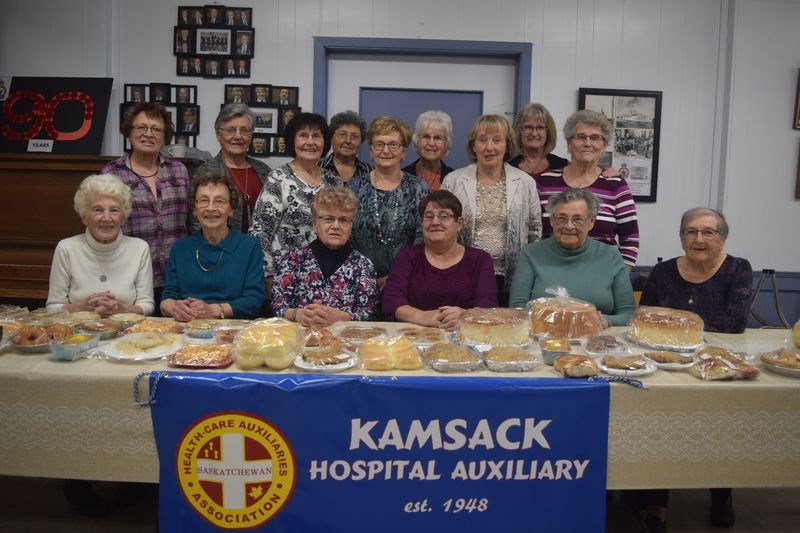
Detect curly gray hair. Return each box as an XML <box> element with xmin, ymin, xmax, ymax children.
<box><xmin>546</xmin><ymin>188</ymin><xmax>600</xmax><ymax>219</ymax></box>
<box><xmin>73</xmin><ymin>174</ymin><xmax>132</xmax><ymax>219</ymax></box>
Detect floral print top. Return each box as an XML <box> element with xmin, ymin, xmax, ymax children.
<box><xmin>272</xmin><ymin>244</ymin><xmax>379</xmax><ymax>320</ymax></box>
<box><xmin>249</xmin><ymin>164</ymin><xmax>341</xmax><ymax>276</ymax></box>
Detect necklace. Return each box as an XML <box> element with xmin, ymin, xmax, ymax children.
<box><xmin>195</xmin><ymin>249</ymin><xmax>224</xmax><ymax>272</ymax></box>
<box><xmin>370</xmin><ymin>176</ymin><xmax>403</xmax><ymax>246</ymax></box>
<box><xmin>521</xmin><ymin>154</ymin><xmax>546</xmax><ymax>175</ymax></box>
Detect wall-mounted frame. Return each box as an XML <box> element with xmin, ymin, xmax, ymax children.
<box><xmin>234</xmin><ymin>8</ymin><xmax>252</xmax><ymax>27</ymax></box>
<box><xmin>794</xmin><ymin>70</ymin><xmax>800</xmax><ymax>130</ymax></box>
<box><xmin>224</xmin><ymin>84</ymin><xmax>251</xmax><ymax>105</ymax></box>
<box><xmin>174</xmin><ymin>85</ymin><xmax>197</xmax><ymax>104</ymax></box>
<box><xmin>204</xmin><ymin>4</ymin><xmax>224</xmax><ymax>26</ymax></box>
<box><xmin>177</xmin><ymin>104</ymin><xmax>200</xmax><ymax>135</ymax></box>
<box><xmin>174</xmin><ymin>134</ymin><xmax>197</xmax><ymax>148</ymax></box>
<box><xmin>178</xmin><ymin>56</ymin><xmax>204</xmax><ymax>77</ymax></box>
<box><xmin>234</xmin><ymin>29</ymin><xmax>254</xmax><ymax>57</ymax></box>
<box><xmin>271</xmin><ymin>135</ymin><xmax>287</xmax><ymax>155</ymax></box>
<box><xmin>174</xmin><ymin>27</ymin><xmax>194</xmax><ymax>55</ymax></box>
<box><xmin>253</xmin><ymin>108</ymin><xmax>278</xmax><ymax>134</ymax></box>
<box><xmin>251</xmin><ymin>85</ymin><xmax>271</xmax><ymax>106</ymax></box>
<box><xmin>579</xmin><ymin>87</ymin><xmax>662</xmax><ymax>203</ymax></box>
<box><xmin>149</xmin><ymin>83</ymin><xmax>171</xmax><ymax>104</ymax></box>
<box><xmin>204</xmin><ymin>58</ymin><xmax>223</xmax><ymax>78</ymax></box>
<box><xmin>272</xmin><ymin>86</ymin><xmax>298</xmax><ymax>106</ymax></box>
<box><xmin>196</xmin><ymin>28</ymin><xmax>231</xmax><ymax>56</ymax></box>
<box><xmin>278</xmin><ymin>107</ymin><xmax>300</xmax><ymax>134</ymax></box>
<box><xmin>124</xmin><ymin>83</ymin><xmax>147</xmax><ymax>103</ymax></box>
<box><xmin>249</xmin><ymin>135</ymin><xmax>269</xmax><ymax>156</ymax></box>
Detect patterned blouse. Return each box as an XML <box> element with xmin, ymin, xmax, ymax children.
<box><xmin>346</xmin><ymin>173</ymin><xmax>429</xmax><ymax>277</ymax></box>
<box><xmin>272</xmin><ymin>244</ymin><xmax>379</xmax><ymax>320</ymax></box>
<box><xmin>102</xmin><ymin>154</ymin><xmax>190</xmax><ymax>287</ymax></box>
<box><xmin>249</xmin><ymin>164</ymin><xmax>341</xmax><ymax>276</ymax></box>
<box><xmin>318</xmin><ymin>152</ymin><xmax>372</xmax><ymax>183</ymax></box>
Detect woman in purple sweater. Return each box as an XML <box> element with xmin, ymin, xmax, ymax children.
<box><xmin>382</xmin><ymin>190</ymin><xmax>497</xmax><ymax>330</ymax></box>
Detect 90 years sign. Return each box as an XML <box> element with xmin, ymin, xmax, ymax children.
<box><xmin>0</xmin><ymin>77</ymin><xmax>112</xmax><ymax>155</ymax></box>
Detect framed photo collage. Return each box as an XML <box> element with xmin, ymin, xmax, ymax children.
<box><xmin>121</xmin><ymin>83</ymin><xmax>200</xmax><ymax>151</ymax></box>
<box><xmin>222</xmin><ymin>84</ymin><xmax>300</xmax><ymax>157</ymax></box>
<box><xmin>175</xmin><ymin>5</ymin><xmax>254</xmax><ymax>79</ymax></box>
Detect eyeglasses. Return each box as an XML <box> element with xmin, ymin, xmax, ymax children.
<box><xmin>422</xmin><ymin>212</ymin><xmax>456</xmax><ymax>223</ymax></box>
<box><xmin>372</xmin><ymin>141</ymin><xmax>402</xmax><ymax>152</ymax></box>
<box><xmin>571</xmin><ymin>133</ymin><xmax>605</xmax><ymax>143</ymax></box>
<box><xmin>195</xmin><ymin>198</ymin><xmax>230</xmax><ymax>208</ymax></box>
<box><xmin>682</xmin><ymin>228</ymin><xmax>720</xmax><ymax>239</ymax></box>
<box><xmin>317</xmin><ymin>215</ymin><xmax>353</xmax><ymax>226</ymax></box>
<box><xmin>133</xmin><ymin>124</ymin><xmax>164</xmax><ymax>135</ymax></box>
<box><xmin>219</xmin><ymin>126</ymin><xmax>252</xmax><ymax>136</ymax></box>
<box><xmin>552</xmin><ymin>215</ymin><xmax>590</xmax><ymax>227</ymax></box>
<box><xmin>520</xmin><ymin>125</ymin><xmax>547</xmax><ymax>134</ymax></box>
<box><xmin>334</xmin><ymin>131</ymin><xmax>361</xmax><ymax>142</ymax></box>
<box><xmin>297</xmin><ymin>132</ymin><xmax>324</xmax><ymax>141</ymax></box>
<box><xmin>419</xmin><ymin>134</ymin><xmax>446</xmax><ymax>144</ymax></box>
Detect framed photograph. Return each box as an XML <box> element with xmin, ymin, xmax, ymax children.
<box><xmin>278</xmin><ymin>107</ymin><xmax>300</xmax><ymax>133</ymax></box>
<box><xmin>196</xmin><ymin>28</ymin><xmax>231</xmax><ymax>56</ymax></box>
<box><xmin>578</xmin><ymin>88</ymin><xmax>662</xmax><ymax>203</ymax></box>
<box><xmin>234</xmin><ymin>29</ymin><xmax>254</xmax><ymax>57</ymax></box>
<box><xmin>271</xmin><ymin>135</ymin><xmax>288</xmax><ymax>155</ymax></box>
<box><xmin>173</xmin><ymin>85</ymin><xmax>196</xmax><ymax>104</ymax></box>
<box><xmin>174</xmin><ymin>134</ymin><xmax>197</xmax><ymax>148</ymax></box>
<box><xmin>794</xmin><ymin>70</ymin><xmax>800</xmax><ymax>130</ymax></box>
<box><xmin>177</xmin><ymin>104</ymin><xmax>200</xmax><ymax>135</ymax></box>
<box><xmin>204</xmin><ymin>58</ymin><xmax>224</xmax><ymax>78</ymax></box>
<box><xmin>149</xmin><ymin>83</ymin><xmax>171</xmax><ymax>104</ymax></box>
<box><xmin>187</xmin><ymin>7</ymin><xmax>204</xmax><ymax>25</ymax></box>
<box><xmin>204</xmin><ymin>4</ymin><xmax>224</xmax><ymax>26</ymax></box>
<box><xmin>272</xmin><ymin>86</ymin><xmax>298</xmax><ymax>106</ymax></box>
<box><xmin>225</xmin><ymin>84</ymin><xmax>251</xmax><ymax>105</ymax></box>
<box><xmin>234</xmin><ymin>8</ymin><xmax>252</xmax><ymax>27</ymax></box>
<box><xmin>164</xmin><ymin>105</ymin><xmax>177</xmax><ymax>132</ymax></box>
<box><xmin>177</xmin><ymin>6</ymin><xmax>192</xmax><ymax>26</ymax></box>
<box><xmin>178</xmin><ymin>56</ymin><xmax>204</xmax><ymax>77</ymax></box>
<box><xmin>253</xmin><ymin>108</ymin><xmax>278</xmax><ymax>134</ymax></box>
<box><xmin>251</xmin><ymin>85</ymin><xmax>271</xmax><ymax>106</ymax></box>
<box><xmin>229</xmin><ymin>57</ymin><xmax>250</xmax><ymax>78</ymax></box>
<box><xmin>249</xmin><ymin>135</ymin><xmax>269</xmax><ymax>156</ymax></box>
<box><xmin>124</xmin><ymin>83</ymin><xmax>147</xmax><ymax>103</ymax></box>
<box><xmin>174</xmin><ymin>27</ymin><xmax>194</xmax><ymax>55</ymax></box>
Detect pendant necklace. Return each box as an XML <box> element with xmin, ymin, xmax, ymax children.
<box><xmin>371</xmin><ymin>172</ymin><xmax>402</xmax><ymax>246</ymax></box>
<box><xmin>196</xmin><ymin>249</ymin><xmax>224</xmax><ymax>272</ymax></box>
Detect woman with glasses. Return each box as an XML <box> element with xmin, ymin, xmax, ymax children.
<box><xmin>509</xmin><ymin>188</ymin><xmax>634</xmax><ymax>327</ymax></box>
<box><xmin>273</xmin><ymin>187</ymin><xmax>378</xmax><ymax>326</ymax></box>
<box><xmin>636</xmin><ymin>207</ymin><xmax>751</xmax><ymax>531</ymax></box>
<box><xmin>250</xmin><ymin>112</ymin><xmax>341</xmax><ymax>303</ymax></box>
<box><xmin>509</xmin><ymin>103</ymin><xmax>568</xmax><ymax>179</ymax></box>
<box><xmin>347</xmin><ymin>116</ymin><xmax>429</xmax><ymax>287</ymax></box>
<box><xmin>401</xmin><ymin>110</ymin><xmax>454</xmax><ymax>191</ymax></box>
<box><xmin>103</xmin><ymin>102</ymin><xmax>190</xmax><ymax>307</ymax></box>
<box><xmin>441</xmin><ymin>114</ymin><xmax>542</xmax><ymax>306</ymax></box>
<box><xmin>193</xmin><ymin>104</ymin><xmax>272</xmax><ymax>234</ymax></box>
<box><xmin>383</xmin><ymin>191</ymin><xmax>496</xmax><ymax>330</ymax></box>
<box><xmin>161</xmin><ymin>170</ymin><xmax>264</xmax><ymax>320</ymax></box>
<box><xmin>535</xmin><ymin>109</ymin><xmax>640</xmax><ymax>270</ymax></box>
<box><xmin>318</xmin><ymin>110</ymin><xmax>372</xmax><ymax>183</ymax></box>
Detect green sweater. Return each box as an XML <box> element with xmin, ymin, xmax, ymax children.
<box><xmin>508</xmin><ymin>237</ymin><xmax>635</xmax><ymax>326</ymax></box>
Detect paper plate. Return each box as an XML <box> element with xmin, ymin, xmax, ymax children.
<box><xmin>101</xmin><ymin>332</ymin><xmax>183</xmax><ymax>362</ymax></box>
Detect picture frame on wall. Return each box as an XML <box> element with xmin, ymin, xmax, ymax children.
<box><xmin>271</xmin><ymin>135</ymin><xmax>287</xmax><ymax>155</ymax></box>
<box><xmin>174</xmin><ymin>27</ymin><xmax>194</xmax><ymax>55</ymax></box>
<box><xmin>225</xmin><ymin>84</ymin><xmax>250</xmax><ymax>105</ymax></box>
<box><xmin>253</xmin><ymin>108</ymin><xmax>278</xmax><ymax>134</ymax></box>
<box><xmin>149</xmin><ymin>83</ymin><xmax>171</xmax><ymax>104</ymax></box>
<box><xmin>578</xmin><ymin>87</ymin><xmax>662</xmax><ymax>203</ymax></box>
<box><xmin>250</xmin><ymin>135</ymin><xmax>269</xmax><ymax>156</ymax></box>
<box><xmin>234</xmin><ymin>8</ymin><xmax>252</xmax><ymax>28</ymax></box>
<box><xmin>196</xmin><ymin>28</ymin><xmax>231</xmax><ymax>56</ymax></box>
<box><xmin>272</xmin><ymin>86</ymin><xmax>298</xmax><ymax>106</ymax></box>
<box><xmin>278</xmin><ymin>107</ymin><xmax>300</xmax><ymax>134</ymax></box>
<box><xmin>174</xmin><ymin>85</ymin><xmax>197</xmax><ymax>104</ymax></box>
<box><xmin>124</xmin><ymin>84</ymin><xmax>147</xmax><ymax>103</ymax></box>
<box><xmin>234</xmin><ymin>29</ymin><xmax>254</xmax><ymax>56</ymax></box>
<box><xmin>204</xmin><ymin>4</ymin><xmax>224</xmax><ymax>26</ymax></box>
<box><xmin>178</xmin><ymin>56</ymin><xmax>204</xmax><ymax>77</ymax></box>
<box><xmin>204</xmin><ymin>58</ymin><xmax>224</xmax><ymax>78</ymax></box>
<box><xmin>231</xmin><ymin>58</ymin><xmax>250</xmax><ymax>78</ymax></box>
<box><xmin>174</xmin><ymin>134</ymin><xmax>197</xmax><ymax>148</ymax></box>
<box><xmin>793</xmin><ymin>70</ymin><xmax>800</xmax><ymax>130</ymax></box>
<box><xmin>177</xmin><ymin>104</ymin><xmax>200</xmax><ymax>135</ymax></box>
<box><xmin>251</xmin><ymin>85</ymin><xmax>271</xmax><ymax>106</ymax></box>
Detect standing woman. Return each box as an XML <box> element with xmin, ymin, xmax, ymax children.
<box><xmin>536</xmin><ymin>109</ymin><xmax>639</xmax><ymax>269</ymax></box>
<box><xmin>509</xmin><ymin>103</ymin><xmax>568</xmax><ymax>178</ymax></box>
<box><xmin>347</xmin><ymin>116</ymin><xmax>430</xmax><ymax>287</ymax></box>
<box><xmin>103</xmin><ymin>102</ymin><xmax>190</xmax><ymax>306</ymax></box>
<box><xmin>441</xmin><ymin>114</ymin><xmax>542</xmax><ymax>305</ymax></box>
<box><xmin>249</xmin><ymin>113</ymin><xmax>341</xmax><ymax>296</ymax></box>
<box><xmin>193</xmin><ymin>104</ymin><xmax>272</xmax><ymax>234</ymax></box>
<box><xmin>401</xmin><ymin>110</ymin><xmax>454</xmax><ymax>191</ymax></box>
<box><xmin>318</xmin><ymin>110</ymin><xmax>372</xmax><ymax>183</ymax></box>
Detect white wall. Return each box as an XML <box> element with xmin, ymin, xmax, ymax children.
<box><xmin>0</xmin><ymin>0</ymin><xmax>798</xmax><ymax>269</ymax></box>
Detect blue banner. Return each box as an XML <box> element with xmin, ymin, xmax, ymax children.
<box><xmin>150</xmin><ymin>373</ymin><xmax>609</xmax><ymax>532</ymax></box>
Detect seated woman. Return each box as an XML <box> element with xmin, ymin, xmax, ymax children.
<box><xmin>509</xmin><ymin>188</ymin><xmax>634</xmax><ymax>327</ymax></box>
<box><xmin>637</xmin><ymin>207</ymin><xmax>752</xmax><ymax>532</ymax></box>
<box><xmin>272</xmin><ymin>187</ymin><xmax>378</xmax><ymax>327</ymax></box>
<box><xmin>383</xmin><ymin>190</ymin><xmax>497</xmax><ymax>330</ymax></box>
<box><xmin>47</xmin><ymin>173</ymin><xmax>154</xmax><ymax>316</ymax></box>
<box><xmin>160</xmin><ymin>170</ymin><xmax>265</xmax><ymax>321</ymax></box>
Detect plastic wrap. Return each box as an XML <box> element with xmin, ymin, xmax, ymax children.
<box><xmin>234</xmin><ymin>318</ymin><xmax>302</xmax><ymax>370</ymax></box>
<box><xmin>122</xmin><ymin>319</ymin><xmax>184</xmax><ymax>335</ymax></box>
<box><xmin>642</xmin><ymin>350</ymin><xmax>695</xmax><ymax>370</ymax></box>
<box><xmin>528</xmin><ymin>286</ymin><xmax>602</xmax><ymax>340</ymax></box>
<box><xmin>79</xmin><ymin>319</ymin><xmax>123</xmax><ymax>340</ymax></box>
<box><xmin>295</xmin><ymin>337</ymin><xmax>357</xmax><ymax>373</ymax></box>
<box><xmin>50</xmin><ymin>334</ymin><xmax>99</xmax><ymax>361</ymax></box>
<box><xmin>358</xmin><ymin>336</ymin><xmax>421</xmax><ymax>370</ymax></box>
<box><xmin>457</xmin><ymin>307</ymin><xmax>530</xmax><ymax>346</ymax></box>
<box><xmin>337</xmin><ymin>325</ymin><xmax>388</xmax><ymax>343</ymax></box>
<box><xmin>108</xmin><ymin>313</ymin><xmax>146</xmax><ymax>327</ymax></box>
<box><xmin>169</xmin><ymin>344</ymin><xmax>234</xmax><ymax>368</ymax></box>
<box><xmin>689</xmin><ymin>357</ymin><xmax>759</xmax><ymax>381</ymax></box>
<box><xmin>425</xmin><ymin>342</ymin><xmax>483</xmax><ymax>373</ymax></box>
<box><xmin>102</xmin><ymin>332</ymin><xmax>183</xmax><ymax>361</ymax></box>
<box><xmin>484</xmin><ymin>345</ymin><xmax>537</xmax><ymax>372</ymax></box>
<box><xmin>626</xmin><ymin>306</ymin><xmax>704</xmax><ymax>351</ymax></box>
<box><xmin>580</xmin><ymin>335</ymin><xmax>629</xmax><ymax>356</ymax></box>
<box><xmin>760</xmin><ymin>347</ymin><xmax>800</xmax><ymax>378</ymax></box>
<box><xmin>553</xmin><ymin>354</ymin><xmax>599</xmax><ymax>377</ymax></box>
<box><xmin>397</xmin><ymin>326</ymin><xmax>447</xmax><ymax>346</ymax></box>
<box><xmin>598</xmin><ymin>354</ymin><xmax>656</xmax><ymax>377</ymax></box>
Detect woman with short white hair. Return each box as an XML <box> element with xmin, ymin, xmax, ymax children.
<box><xmin>402</xmin><ymin>110</ymin><xmax>454</xmax><ymax>191</ymax></box>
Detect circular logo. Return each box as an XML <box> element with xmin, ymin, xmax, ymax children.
<box><xmin>176</xmin><ymin>412</ymin><xmax>295</xmax><ymax>529</ymax></box>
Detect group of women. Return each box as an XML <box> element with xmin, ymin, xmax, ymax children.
<box><xmin>45</xmin><ymin>99</ymin><xmax>750</xmax><ymax>530</ymax></box>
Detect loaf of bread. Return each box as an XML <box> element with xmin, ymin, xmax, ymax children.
<box><xmin>627</xmin><ymin>306</ymin><xmax>704</xmax><ymax>348</ymax></box>
<box><xmin>553</xmin><ymin>354</ymin><xmax>598</xmax><ymax>377</ymax></box>
<box><xmin>358</xmin><ymin>337</ymin><xmax>421</xmax><ymax>370</ymax></box>
<box><xmin>690</xmin><ymin>357</ymin><xmax>759</xmax><ymax>381</ymax></box>
<box><xmin>530</xmin><ymin>298</ymin><xmax>601</xmax><ymax>339</ymax></box>
<box><xmin>235</xmin><ymin>318</ymin><xmax>301</xmax><ymax>370</ymax></box>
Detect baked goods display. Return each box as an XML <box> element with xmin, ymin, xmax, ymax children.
<box><xmin>13</xmin><ymin>323</ymin><xmax>74</xmax><ymax>352</ymax></box>
<box><xmin>529</xmin><ymin>297</ymin><xmax>602</xmax><ymax>340</ymax></box>
<box><xmin>553</xmin><ymin>354</ymin><xmax>599</xmax><ymax>377</ymax></box>
<box><xmin>598</xmin><ymin>354</ymin><xmax>656</xmax><ymax>377</ymax></box>
<box><xmin>66</xmin><ymin>311</ymin><xmax>102</xmax><ymax>325</ymax></box>
<box><xmin>169</xmin><ymin>344</ymin><xmax>234</xmax><ymax>368</ymax></box>
<box><xmin>123</xmin><ymin>319</ymin><xmax>184</xmax><ymax>335</ymax></box>
<box><xmin>80</xmin><ymin>319</ymin><xmax>123</xmax><ymax>340</ymax></box>
<box><xmin>398</xmin><ymin>326</ymin><xmax>446</xmax><ymax>344</ymax></box>
<box><xmin>296</xmin><ymin>337</ymin><xmax>356</xmax><ymax>372</ymax></box>
<box><xmin>626</xmin><ymin>306</ymin><xmax>704</xmax><ymax>350</ymax></box>
<box><xmin>690</xmin><ymin>357</ymin><xmax>760</xmax><ymax>381</ymax></box>
<box><xmin>760</xmin><ymin>347</ymin><xmax>800</xmax><ymax>378</ymax></box>
<box><xmin>215</xmin><ymin>328</ymin><xmax>242</xmax><ymax>344</ymax></box>
<box><xmin>50</xmin><ymin>333</ymin><xmax>99</xmax><ymax>361</ymax></box>
<box><xmin>13</xmin><ymin>325</ymin><xmax>50</xmax><ymax>347</ymax></box>
<box><xmin>485</xmin><ymin>345</ymin><xmax>535</xmax><ymax>372</ymax></box>
<box><xmin>185</xmin><ymin>319</ymin><xmax>217</xmax><ymax>339</ymax></box>
<box><xmin>102</xmin><ymin>332</ymin><xmax>183</xmax><ymax>361</ymax></box>
<box><xmin>338</xmin><ymin>325</ymin><xmax>388</xmax><ymax>342</ymax></box>
<box><xmin>696</xmin><ymin>346</ymin><xmax>748</xmax><ymax>363</ymax></box>
<box><xmin>426</xmin><ymin>342</ymin><xmax>482</xmax><ymax>372</ymax></box>
<box><xmin>643</xmin><ymin>350</ymin><xmax>695</xmax><ymax>370</ymax></box>
<box><xmin>457</xmin><ymin>308</ymin><xmax>530</xmax><ymax>346</ymax></box>
<box><xmin>234</xmin><ymin>318</ymin><xmax>302</xmax><ymax>370</ymax></box>
<box><xmin>109</xmin><ymin>313</ymin><xmax>145</xmax><ymax>326</ymax></box>
<box><xmin>539</xmin><ymin>337</ymin><xmax>570</xmax><ymax>365</ymax></box>
<box><xmin>581</xmin><ymin>335</ymin><xmax>628</xmax><ymax>355</ymax></box>
<box><xmin>358</xmin><ymin>336</ymin><xmax>421</xmax><ymax>371</ymax></box>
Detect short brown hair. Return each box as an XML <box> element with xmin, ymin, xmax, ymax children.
<box><xmin>310</xmin><ymin>187</ymin><xmax>357</xmax><ymax>218</ymax></box>
<box><xmin>120</xmin><ymin>102</ymin><xmax>174</xmax><ymax>145</ymax></box>
<box><xmin>190</xmin><ymin>170</ymin><xmax>240</xmax><ymax>211</ymax></box>
<box><xmin>418</xmin><ymin>190</ymin><xmax>463</xmax><ymax>219</ymax></box>
<box><xmin>366</xmin><ymin>115</ymin><xmax>412</xmax><ymax>147</ymax></box>
<box><xmin>466</xmin><ymin>114</ymin><xmax>516</xmax><ymax>162</ymax></box>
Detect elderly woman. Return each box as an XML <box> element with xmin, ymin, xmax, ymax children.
<box><xmin>383</xmin><ymin>190</ymin><xmax>496</xmax><ymax>330</ymax></box>
<box><xmin>536</xmin><ymin>109</ymin><xmax>639</xmax><ymax>269</ymax></box>
<box><xmin>441</xmin><ymin>114</ymin><xmax>541</xmax><ymax>306</ymax></box>
<box><xmin>249</xmin><ymin>113</ymin><xmax>341</xmax><ymax>291</ymax></box>
<box><xmin>102</xmin><ymin>102</ymin><xmax>190</xmax><ymax>306</ymax></box>
<box><xmin>636</xmin><ymin>208</ymin><xmax>752</xmax><ymax>531</ymax></box>
<box><xmin>46</xmin><ymin>174</ymin><xmax>154</xmax><ymax>316</ymax></box>
<box><xmin>273</xmin><ymin>187</ymin><xmax>378</xmax><ymax>326</ymax></box>
<box><xmin>318</xmin><ymin>110</ymin><xmax>372</xmax><ymax>183</ymax></box>
<box><xmin>509</xmin><ymin>189</ymin><xmax>634</xmax><ymax>327</ymax></box>
<box><xmin>193</xmin><ymin>104</ymin><xmax>272</xmax><ymax>234</ymax></box>
<box><xmin>161</xmin><ymin>171</ymin><xmax>264</xmax><ymax>320</ymax></box>
<box><xmin>401</xmin><ymin>110</ymin><xmax>454</xmax><ymax>191</ymax></box>
<box><xmin>347</xmin><ymin>115</ymin><xmax>430</xmax><ymax>285</ymax></box>
<box><xmin>509</xmin><ymin>103</ymin><xmax>568</xmax><ymax>178</ymax></box>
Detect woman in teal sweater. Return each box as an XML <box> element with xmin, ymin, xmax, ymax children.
<box><xmin>509</xmin><ymin>188</ymin><xmax>634</xmax><ymax>327</ymax></box>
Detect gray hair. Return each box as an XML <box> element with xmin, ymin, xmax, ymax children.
<box><xmin>329</xmin><ymin>110</ymin><xmax>367</xmax><ymax>144</ymax></box>
<box><xmin>412</xmin><ymin>110</ymin><xmax>453</xmax><ymax>156</ymax></box>
<box><xmin>214</xmin><ymin>103</ymin><xmax>255</xmax><ymax>132</ymax></box>
<box><xmin>74</xmin><ymin>173</ymin><xmax>132</xmax><ymax>219</ymax></box>
<box><xmin>547</xmin><ymin>188</ymin><xmax>600</xmax><ymax>219</ymax></box>
<box><xmin>680</xmin><ymin>207</ymin><xmax>729</xmax><ymax>238</ymax></box>
<box><xmin>563</xmin><ymin>109</ymin><xmax>613</xmax><ymax>143</ymax></box>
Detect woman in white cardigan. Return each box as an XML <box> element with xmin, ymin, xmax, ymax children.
<box><xmin>441</xmin><ymin>114</ymin><xmax>542</xmax><ymax>305</ymax></box>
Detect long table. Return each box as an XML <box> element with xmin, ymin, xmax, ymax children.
<box><xmin>0</xmin><ymin>326</ymin><xmax>798</xmax><ymax>489</ymax></box>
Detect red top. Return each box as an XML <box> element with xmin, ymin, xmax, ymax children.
<box><xmin>228</xmin><ymin>167</ymin><xmax>262</xmax><ymax>232</ymax></box>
